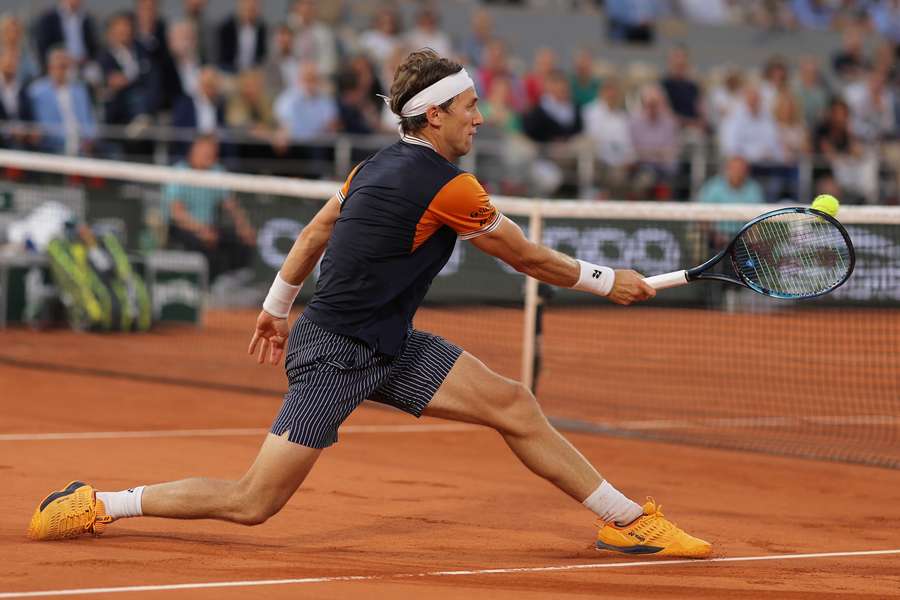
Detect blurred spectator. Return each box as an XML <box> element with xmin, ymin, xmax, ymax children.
<box><xmin>479</xmin><ymin>74</ymin><xmax>536</xmax><ymax>194</ymax></box>
<box><xmin>698</xmin><ymin>156</ymin><xmax>764</xmax><ymax>204</ymax></box>
<box><xmin>161</xmin><ymin>134</ymin><xmax>256</xmax><ymax>282</ymax></box>
<box><xmin>335</xmin><ymin>62</ymin><xmax>380</xmax><ymax>135</ymax></box>
<box><xmin>33</xmin><ymin>0</ymin><xmax>98</xmax><ymax>72</ymax></box>
<box><xmin>0</xmin><ymin>15</ymin><xmax>38</xmax><ymax>83</ymax></box>
<box><xmin>677</xmin><ymin>0</ymin><xmax>733</xmax><ymax>25</ymax></box>
<box><xmin>524</xmin><ymin>47</ymin><xmax>558</xmax><ymax>108</ymax></box>
<box><xmin>831</xmin><ymin>26</ymin><xmax>868</xmax><ymax>84</ymax></box>
<box><xmin>461</xmin><ymin>8</ymin><xmax>493</xmax><ymax>67</ymax></box>
<box><xmin>218</xmin><ymin>0</ymin><xmax>267</xmax><ymax>74</ymax></box>
<box><xmin>605</xmin><ymin>0</ymin><xmax>662</xmax><ymax>44</ymax></box>
<box><xmin>719</xmin><ymin>85</ymin><xmax>783</xmax><ymax>166</ymax></box>
<box><xmin>28</xmin><ymin>48</ymin><xmax>96</xmax><ymax>155</ymax></box>
<box><xmin>867</xmin><ymin>0</ymin><xmax>900</xmax><ymax>47</ymax></box>
<box><xmin>98</xmin><ymin>13</ymin><xmax>154</xmax><ymax>128</ymax></box>
<box><xmin>697</xmin><ymin>156</ymin><xmax>764</xmax><ymax>246</ymax></box>
<box><xmin>171</xmin><ymin>66</ymin><xmax>226</xmax><ymax>158</ymax></box>
<box><xmin>358</xmin><ymin>6</ymin><xmax>403</xmax><ymax>67</ymax></box>
<box><xmin>225</xmin><ymin>68</ymin><xmax>280</xmax><ymax>161</ymax></box>
<box><xmin>263</xmin><ymin>24</ymin><xmax>296</xmax><ymax>96</ymax></box>
<box><xmin>181</xmin><ymin>0</ymin><xmax>215</xmax><ymax>64</ymax></box>
<box><xmin>290</xmin><ymin>0</ymin><xmax>338</xmax><ymax>78</ymax></box>
<box><xmin>523</xmin><ymin>69</ymin><xmax>582</xmax><ymax>143</ymax></box>
<box><xmin>814</xmin><ymin>98</ymin><xmax>877</xmax><ymax>202</ymax></box>
<box><xmin>629</xmin><ymin>84</ymin><xmax>680</xmax><ymax>198</ymax></box>
<box><xmin>133</xmin><ymin>0</ymin><xmax>169</xmax><ymax>70</ymax></box>
<box><xmin>160</xmin><ymin>20</ymin><xmax>200</xmax><ymax>111</ymax></box>
<box><xmin>570</xmin><ymin>48</ymin><xmax>601</xmax><ymax>108</ymax></box>
<box><xmin>773</xmin><ymin>91</ymin><xmax>810</xmax><ymax>164</ymax></box>
<box><xmin>582</xmin><ymin>77</ymin><xmax>635</xmax><ymax>196</ymax></box>
<box><xmin>760</xmin><ymin>55</ymin><xmax>790</xmax><ymax>113</ymax></box>
<box><xmin>794</xmin><ymin>57</ymin><xmax>830</xmax><ymax>128</ymax></box>
<box><xmin>0</xmin><ymin>50</ymin><xmax>36</xmax><ymax>149</ymax></box>
<box><xmin>405</xmin><ymin>7</ymin><xmax>452</xmax><ymax>57</ymax></box>
<box><xmin>477</xmin><ymin>39</ymin><xmax>526</xmax><ymax>112</ymax></box>
<box><xmin>481</xmin><ymin>74</ymin><xmax>524</xmax><ymax>135</ymax></box>
<box><xmin>844</xmin><ymin>69</ymin><xmax>895</xmax><ymax>143</ymax></box>
<box><xmin>274</xmin><ymin>60</ymin><xmax>337</xmax><ymax>176</ymax></box>
<box><xmin>789</xmin><ymin>0</ymin><xmax>836</xmax><ymax>30</ymax></box>
<box><xmin>707</xmin><ymin>67</ymin><xmax>744</xmax><ymax>127</ymax></box>
<box><xmin>274</xmin><ymin>61</ymin><xmax>337</xmax><ymax>141</ymax></box>
<box><xmin>345</xmin><ymin>54</ymin><xmax>384</xmax><ymax>116</ymax></box>
<box><xmin>660</xmin><ymin>46</ymin><xmax>704</xmax><ymax>130</ymax></box>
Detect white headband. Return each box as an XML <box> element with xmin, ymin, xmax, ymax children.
<box><xmin>382</xmin><ymin>68</ymin><xmax>475</xmax><ymax>118</ymax></box>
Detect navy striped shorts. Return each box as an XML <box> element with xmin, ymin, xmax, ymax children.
<box><xmin>271</xmin><ymin>315</ymin><xmax>463</xmax><ymax>448</ymax></box>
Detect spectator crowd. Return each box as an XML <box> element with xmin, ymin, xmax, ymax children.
<box><xmin>1</xmin><ymin>0</ymin><xmax>900</xmax><ymax>203</ymax></box>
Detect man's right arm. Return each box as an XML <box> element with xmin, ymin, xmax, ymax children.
<box><xmin>470</xmin><ymin>216</ymin><xmax>655</xmax><ymax>305</ymax></box>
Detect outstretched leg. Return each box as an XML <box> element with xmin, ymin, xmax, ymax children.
<box><xmin>28</xmin><ymin>434</ymin><xmax>320</xmax><ymax>540</ymax></box>
<box><xmin>140</xmin><ymin>433</ymin><xmax>320</xmax><ymax>525</ymax></box>
<box><xmin>424</xmin><ymin>352</ymin><xmax>610</xmax><ymax>504</ymax></box>
<box><xmin>423</xmin><ymin>351</ymin><xmax>712</xmax><ymax>558</ymax></box>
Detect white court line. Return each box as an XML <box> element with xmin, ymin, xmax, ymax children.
<box><xmin>1</xmin><ymin>549</ymin><xmax>898</xmax><ymax>598</ymax></box>
<box><xmin>0</xmin><ymin>424</ymin><xmax>481</xmax><ymax>442</ymax></box>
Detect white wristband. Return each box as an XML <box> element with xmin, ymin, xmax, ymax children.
<box><xmin>262</xmin><ymin>272</ymin><xmax>302</xmax><ymax>318</ymax></box>
<box><xmin>572</xmin><ymin>260</ymin><xmax>615</xmax><ymax>297</ymax></box>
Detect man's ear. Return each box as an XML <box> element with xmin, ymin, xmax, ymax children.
<box><xmin>425</xmin><ymin>104</ymin><xmax>444</xmax><ymax>128</ymax></box>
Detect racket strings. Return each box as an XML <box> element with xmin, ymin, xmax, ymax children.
<box><xmin>732</xmin><ymin>213</ymin><xmax>852</xmax><ymax>298</ymax></box>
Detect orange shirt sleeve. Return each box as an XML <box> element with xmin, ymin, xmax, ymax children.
<box><xmin>337</xmin><ymin>162</ymin><xmax>364</xmax><ymax>203</ymax></box>
<box><xmin>428</xmin><ymin>173</ymin><xmax>502</xmax><ymax>240</ymax></box>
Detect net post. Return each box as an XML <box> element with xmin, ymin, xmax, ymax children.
<box><xmin>521</xmin><ymin>205</ymin><xmax>543</xmax><ymax>389</ymax></box>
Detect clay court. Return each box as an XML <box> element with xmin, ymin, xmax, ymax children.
<box><xmin>1</xmin><ymin>305</ymin><xmax>899</xmax><ymax>599</ymax></box>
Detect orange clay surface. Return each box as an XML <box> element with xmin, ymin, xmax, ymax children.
<box><xmin>2</xmin><ymin>355</ymin><xmax>900</xmax><ymax>599</ymax></box>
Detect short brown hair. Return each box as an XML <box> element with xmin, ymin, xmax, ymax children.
<box><xmin>389</xmin><ymin>48</ymin><xmax>463</xmax><ymax>134</ymax></box>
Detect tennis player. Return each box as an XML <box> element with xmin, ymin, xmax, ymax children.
<box><xmin>28</xmin><ymin>49</ymin><xmax>711</xmax><ymax>558</ymax></box>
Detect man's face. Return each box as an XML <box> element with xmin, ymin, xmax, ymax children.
<box><xmin>199</xmin><ymin>69</ymin><xmax>219</xmax><ymax>98</ymax></box>
<box><xmin>300</xmin><ymin>64</ymin><xmax>319</xmax><ymax>94</ymax></box>
<box><xmin>546</xmin><ymin>76</ymin><xmax>569</xmax><ymax>102</ymax></box>
<box><xmin>435</xmin><ymin>87</ymin><xmax>482</xmax><ymax>158</ymax></box>
<box><xmin>190</xmin><ymin>139</ymin><xmax>218</xmax><ymax>169</ymax></box>
<box><xmin>169</xmin><ymin>24</ymin><xmax>196</xmax><ymax>57</ymax></box>
<box><xmin>108</xmin><ymin>17</ymin><xmax>133</xmax><ymax>46</ymax></box>
<box><xmin>745</xmin><ymin>88</ymin><xmax>761</xmax><ymax>114</ymax></box>
<box><xmin>726</xmin><ymin>157</ymin><xmax>748</xmax><ymax>186</ymax></box>
<box><xmin>48</xmin><ymin>51</ymin><xmax>71</xmax><ymax>84</ymax></box>
<box><xmin>0</xmin><ymin>52</ymin><xmax>17</xmax><ymax>79</ymax></box>
<box><xmin>239</xmin><ymin>0</ymin><xmax>259</xmax><ymax>22</ymax></box>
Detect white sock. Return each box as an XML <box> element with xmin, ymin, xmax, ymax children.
<box><xmin>96</xmin><ymin>486</ymin><xmax>145</xmax><ymax>520</ymax></box>
<box><xmin>582</xmin><ymin>480</ymin><xmax>643</xmax><ymax>525</ymax></box>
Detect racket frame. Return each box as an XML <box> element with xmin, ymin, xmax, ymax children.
<box><xmin>649</xmin><ymin>207</ymin><xmax>856</xmax><ymax>299</ymax></box>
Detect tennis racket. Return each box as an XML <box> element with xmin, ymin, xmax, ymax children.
<box><xmin>643</xmin><ymin>207</ymin><xmax>855</xmax><ymax>299</ymax></box>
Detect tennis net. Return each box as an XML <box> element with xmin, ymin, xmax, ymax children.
<box><xmin>0</xmin><ymin>150</ymin><xmax>897</xmax><ymax>468</ymax></box>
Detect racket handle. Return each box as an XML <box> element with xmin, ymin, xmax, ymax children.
<box><xmin>644</xmin><ymin>270</ymin><xmax>689</xmax><ymax>290</ymax></box>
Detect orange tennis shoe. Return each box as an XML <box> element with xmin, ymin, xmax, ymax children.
<box><xmin>596</xmin><ymin>498</ymin><xmax>712</xmax><ymax>558</ymax></box>
<box><xmin>27</xmin><ymin>481</ymin><xmax>113</xmax><ymax>541</ymax></box>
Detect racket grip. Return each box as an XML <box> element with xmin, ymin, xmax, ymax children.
<box><xmin>644</xmin><ymin>270</ymin><xmax>689</xmax><ymax>290</ymax></box>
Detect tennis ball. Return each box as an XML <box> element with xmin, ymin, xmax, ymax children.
<box><xmin>811</xmin><ymin>194</ymin><xmax>840</xmax><ymax>217</ymax></box>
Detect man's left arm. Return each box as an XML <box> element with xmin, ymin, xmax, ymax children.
<box><xmin>248</xmin><ymin>195</ymin><xmax>341</xmax><ymax>364</ymax></box>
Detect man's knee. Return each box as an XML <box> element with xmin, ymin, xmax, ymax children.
<box><xmin>229</xmin><ymin>483</ymin><xmax>287</xmax><ymax>526</ymax></box>
<box><xmin>489</xmin><ymin>381</ymin><xmax>545</xmax><ymax>437</ymax></box>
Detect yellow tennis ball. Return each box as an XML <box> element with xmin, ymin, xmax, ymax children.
<box><xmin>811</xmin><ymin>194</ymin><xmax>840</xmax><ymax>217</ymax></box>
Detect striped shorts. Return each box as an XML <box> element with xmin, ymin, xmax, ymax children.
<box><xmin>271</xmin><ymin>315</ymin><xmax>463</xmax><ymax>448</ymax></box>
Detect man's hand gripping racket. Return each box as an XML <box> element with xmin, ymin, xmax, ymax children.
<box><xmin>642</xmin><ymin>207</ymin><xmax>855</xmax><ymax>299</ymax></box>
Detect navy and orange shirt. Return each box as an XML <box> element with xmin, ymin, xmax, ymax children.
<box><xmin>303</xmin><ymin>134</ymin><xmax>502</xmax><ymax>355</ymax></box>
